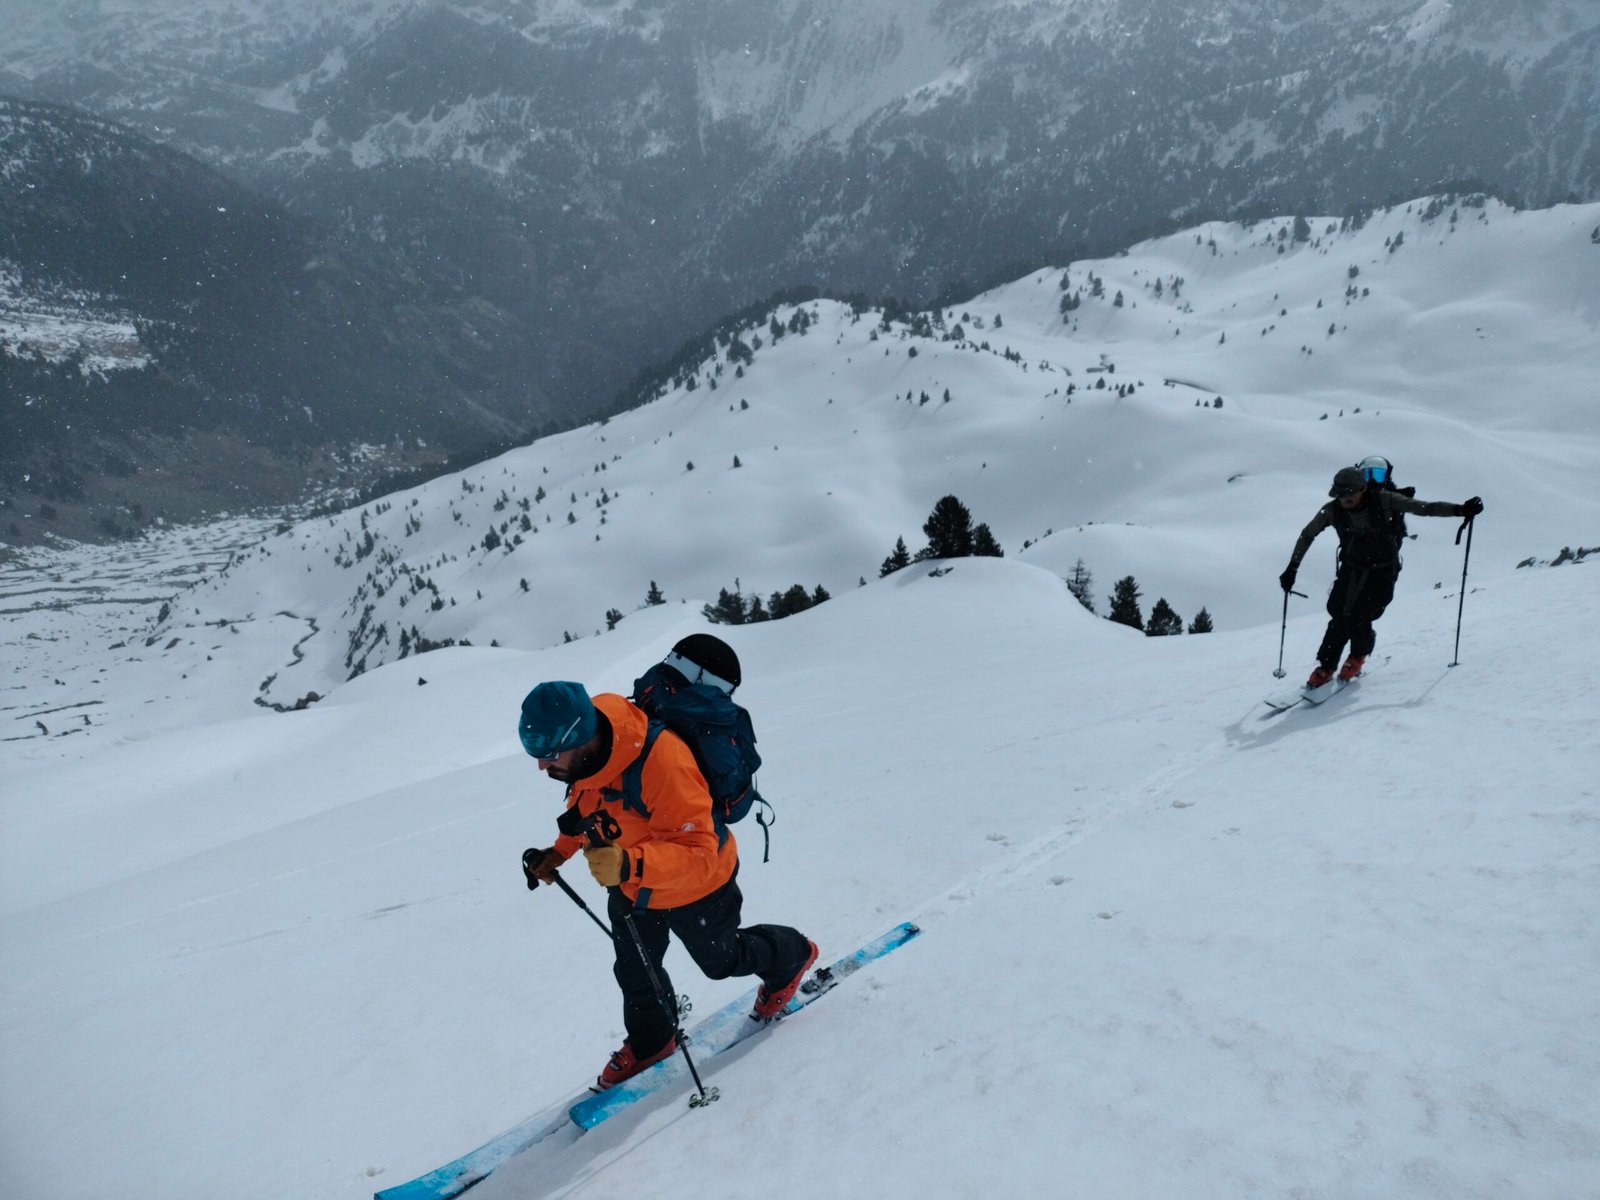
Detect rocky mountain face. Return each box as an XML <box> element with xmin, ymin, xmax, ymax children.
<box><xmin>2</xmin><ymin>0</ymin><xmax>1597</xmax><ymax>536</ymax></box>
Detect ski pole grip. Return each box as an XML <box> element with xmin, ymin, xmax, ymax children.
<box><xmin>556</xmin><ymin>805</ymin><xmax>609</xmax><ymax>848</ymax></box>
<box><xmin>522</xmin><ymin>847</ymin><xmax>551</xmax><ymax>891</ymax></box>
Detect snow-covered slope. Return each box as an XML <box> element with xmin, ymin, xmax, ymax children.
<box><xmin>2</xmin><ymin>552</ymin><xmax>1595</xmax><ymax>1198</ymax></box>
<box><xmin>2</xmin><ymin>198</ymin><xmax>1598</xmax><ymax>1198</ymax></box>
<box><xmin>106</xmin><ymin>196</ymin><xmax>1599</xmax><ymax>719</ymax></box>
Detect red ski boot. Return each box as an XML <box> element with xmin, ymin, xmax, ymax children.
<box><xmin>752</xmin><ymin>940</ymin><xmax>820</xmax><ymax>1021</ymax></box>
<box><xmin>595</xmin><ymin>1036</ymin><xmax>676</xmax><ymax>1091</ymax></box>
<box><xmin>1338</xmin><ymin>655</ymin><xmax>1367</xmax><ymax>682</ymax></box>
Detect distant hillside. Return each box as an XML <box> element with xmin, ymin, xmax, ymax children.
<box><xmin>0</xmin><ymin>98</ymin><xmax>557</xmax><ymax>543</ymax></box>
<box><xmin>3</xmin><ymin>0</ymin><xmax>1595</xmax><ymax>435</ymax></box>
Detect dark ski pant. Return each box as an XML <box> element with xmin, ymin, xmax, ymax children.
<box><xmin>607</xmin><ymin>870</ymin><xmax>811</xmax><ymax>1057</ymax></box>
<box><xmin>1316</xmin><ymin>564</ymin><xmax>1397</xmax><ymax>668</ymax></box>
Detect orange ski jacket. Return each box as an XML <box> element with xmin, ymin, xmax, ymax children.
<box><xmin>548</xmin><ymin>692</ymin><xmax>737</xmax><ymax>910</ymax></box>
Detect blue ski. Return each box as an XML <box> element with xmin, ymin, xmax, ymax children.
<box><xmin>376</xmin><ymin>921</ymin><xmax>921</xmax><ymax>1200</ymax></box>
<box><xmin>374</xmin><ymin>1101</ymin><xmax>579</xmax><ymax>1200</ymax></box>
<box><xmin>569</xmin><ymin>920</ymin><xmax>921</xmax><ymax>1129</ymax></box>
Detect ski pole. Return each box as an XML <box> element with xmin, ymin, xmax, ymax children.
<box><xmin>617</xmin><ymin>906</ymin><xmax>718</xmax><ymax>1108</ymax></box>
<box><xmin>526</xmin><ymin>849</ymin><xmax>614</xmax><ymax>938</ymax></box>
<box><xmin>1273</xmin><ymin>588</ymin><xmax>1307</xmax><ymax>678</ymax></box>
<box><xmin>1449</xmin><ymin>516</ymin><xmax>1475</xmax><ymax>668</ymax></box>
<box><xmin>552</xmin><ymin>873</ymin><xmax>614</xmax><ymax>939</ymax></box>
<box><xmin>561</xmin><ymin>818</ymin><xmax>716</xmax><ymax>1107</ymax></box>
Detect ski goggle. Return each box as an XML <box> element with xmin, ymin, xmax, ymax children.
<box><xmin>662</xmin><ymin>651</ymin><xmax>736</xmax><ymax>696</ymax></box>
<box><xmin>1356</xmin><ymin>456</ymin><xmax>1390</xmax><ymax>485</ymax></box>
<box><xmin>519</xmin><ymin>712</ymin><xmax>586</xmax><ymax>759</ymax></box>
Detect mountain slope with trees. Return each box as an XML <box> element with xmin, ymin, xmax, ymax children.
<box><xmin>98</xmin><ymin>196</ymin><xmax>1599</xmax><ymax>704</ymax></box>
<box><xmin>0</xmin><ymin>98</ymin><xmax>557</xmax><ymax>542</ymax></box>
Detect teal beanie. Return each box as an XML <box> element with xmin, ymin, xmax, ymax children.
<box><xmin>518</xmin><ymin>681</ymin><xmax>598</xmax><ymax>758</ymax></box>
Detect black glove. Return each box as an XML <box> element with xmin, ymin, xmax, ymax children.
<box><xmin>522</xmin><ymin>847</ymin><xmax>559</xmax><ymax>891</ymax></box>
<box><xmin>1279</xmin><ymin>565</ymin><xmax>1297</xmax><ymax>593</ymax></box>
<box><xmin>1459</xmin><ymin>496</ymin><xmax>1483</xmax><ymax>519</ymax></box>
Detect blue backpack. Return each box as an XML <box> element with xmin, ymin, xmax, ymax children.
<box><xmin>624</xmin><ymin>663</ymin><xmax>774</xmax><ymax>860</ymax></box>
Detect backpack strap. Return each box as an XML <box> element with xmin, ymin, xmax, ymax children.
<box><xmin>752</xmin><ymin>793</ymin><xmax>774</xmax><ymax>864</ymax></box>
<box><xmin>616</xmin><ymin>721</ymin><xmax>664</xmax><ymax>820</ymax></box>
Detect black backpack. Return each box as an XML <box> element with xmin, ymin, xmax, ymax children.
<box><xmin>622</xmin><ymin>662</ymin><xmax>774</xmax><ymax>861</ymax></box>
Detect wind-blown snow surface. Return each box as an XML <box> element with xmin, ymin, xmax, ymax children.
<box><xmin>1</xmin><ymin>201</ymin><xmax>1598</xmax><ymax>1198</ymax></box>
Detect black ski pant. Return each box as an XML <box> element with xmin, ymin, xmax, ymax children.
<box><xmin>1316</xmin><ymin>563</ymin><xmax>1398</xmax><ymax>668</ymax></box>
<box><xmin>607</xmin><ymin>870</ymin><xmax>811</xmax><ymax>1057</ymax></box>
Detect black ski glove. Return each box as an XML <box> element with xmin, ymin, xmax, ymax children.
<box><xmin>522</xmin><ymin>847</ymin><xmax>560</xmax><ymax>890</ymax></box>
<box><xmin>1279</xmin><ymin>565</ymin><xmax>1298</xmax><ymax>593</ymax></box>
<box><xmin>1458</xmin><ymin>496</ymin><xmax>1483</xmax><ymax>519</ymax></box>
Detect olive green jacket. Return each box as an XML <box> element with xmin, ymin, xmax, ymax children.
<box><xmin>1289</xmin><ymin>489</ymin><xmax>1463</xmax><ymax>570</ymax></box>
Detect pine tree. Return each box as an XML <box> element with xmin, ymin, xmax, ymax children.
<box><xmin>923</xmin><ymin>495</ymin><xmax>975</xmax><ymax>559</ymax></box>
<box><xmin>1146</xmin><ymin>598</ymin><xmax>1183</xmax><ymax>636</ymax></box>
<box><xmin>769</xmin><ymin>583</ymin><xmax>813</xmax><ymax>618</ymax></box>
<box><xmin>745</xmin><ymin>595</ymin><xmax>770</xmax><ymax>623</ymax></box>
<box><xmin>1187</xmin><ymin>607</ymin><xmax>1214</xmax><ymax>634</ymax></box>
<box><xmin>972</xmin><ymin>523</ymin><xmax>1004</xmax><ymax>557</ymax></box>
<box><xmin>645</xmin><ymin>580</ymin><xmax>666</xmax><ymax>606</ymax></box>
<box><xmin>1065</xmin><ymin>558</ymin><xmax>1095</xmax><ymax>612</ymax></box>
<box><xmin>605</xmin><ymin>608</ymin><xmax>624</xmax><ymax>631</ymax></box>
<box><xmin>880</xmin><ymin>536</ymin><xmax>912</xmax><ymax>577</ymax></box>
<box><xmin>1107</xmin><ymin>576</ymin><xmax>1144</xmax><ymax>630</ymax></box>
<box><xmin>702</xmin><ymin>587</ymin><xmax>748</xmax><ymax>625</ymax></box>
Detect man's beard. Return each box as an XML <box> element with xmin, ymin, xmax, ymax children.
<box><xmin>547</xmin><ymin>740</ymin><xmax>607</xmax><ymax>784</ymax></box>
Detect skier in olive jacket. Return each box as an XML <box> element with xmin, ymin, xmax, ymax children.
<box><xmin>1280</xmin><ymin>465</ymin><xmax>1482</xmax><ymax>688</ymax></box>
<box><xmin>517</xmin><ymin>639</ymin><xmax>817</xmax><ymax>1091</ymax></box>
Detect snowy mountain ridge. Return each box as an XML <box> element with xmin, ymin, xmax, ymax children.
<box><xmin>124</xmin><ymin>194</ymin><xmax>1599</xmax><ymax>719</ymax></box>
<box><xmin>8</xmin><ymin>194</ymin><xmax>1592</xmax><ymax>784</ymax></box>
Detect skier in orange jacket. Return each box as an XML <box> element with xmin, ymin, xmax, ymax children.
<box><xmin>519</xmin><ymin>640</ymin><xmax>816</xmax><ymax>1091</ymax></box>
